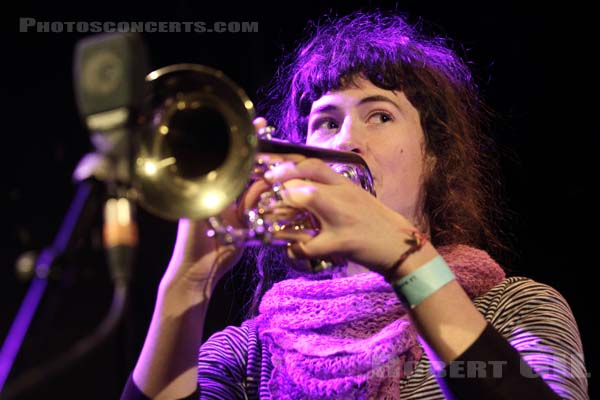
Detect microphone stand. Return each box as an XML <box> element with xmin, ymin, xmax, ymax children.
<box><xmin>0</xmin><ymin>177</ymin><xmax>105</xmax><ymax>393</ymax></box>
<box><xmin>0</xmin><ymin>152</ymin><xmax>138</xmax><ymax>400</ymax></box>
<box><xmin>1</xmin><ymin>32</ymin><xmax>148</xmax><ymax>398</ymax></box>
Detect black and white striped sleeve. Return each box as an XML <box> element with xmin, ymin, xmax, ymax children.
<box><xmin>197</xmin><ymin>324</ymin><xmax>251</xmax><ymax>399</ymax></box>
<box><xmin>448</xmin><ymin>278</ymin><xmax>589</xmax><ymax>400</ymax></box>
<box><xmin>500</xmin><ymin>280</ymin><xmax>589</xmax><ymax>399</ymax></box>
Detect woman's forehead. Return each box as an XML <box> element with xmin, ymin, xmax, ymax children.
<box><xmin>310</xmin><ymin>79</ymin><xmax>409</xmax><ymax>114</ymax></box>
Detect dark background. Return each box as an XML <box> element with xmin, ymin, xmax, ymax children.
<box><xmin>1</xmin><ymin>0</ymin><xmax>597</xmax><ymax>398</ymax></box>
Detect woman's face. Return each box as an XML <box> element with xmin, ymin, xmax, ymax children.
<box><xmin>306</xmin><ymin>77</ymin><xmax>431</xmax><ymax>226</ymax></box>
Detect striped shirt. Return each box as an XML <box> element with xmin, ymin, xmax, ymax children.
<box><xmin>196</xmin><ymin>277</ymin><xmax>589</xmax><ymax>399</ymax></box>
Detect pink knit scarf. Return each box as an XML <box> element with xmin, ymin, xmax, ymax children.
<box><xmin>254</xmin><ymin>244</ymin><xmax>506</xmax><ymax>399</ymax></box>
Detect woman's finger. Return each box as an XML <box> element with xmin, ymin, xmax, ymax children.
<box><xmin>287</xmin><ymin>231</ymin><xmax>345</xmax><ymax>260</ymax></box>
<box><xmin>253</xmin><ymin>117</ymin><xmax>268</xmax><ymax>130</ymax></box>
<box><xmin>273</xmin><ymin>179</ymin><xmax>354</xmax><ymax>227</ymax></box>
<box><xmin>264</xmin><ymin>158</ymin><xmax>348</xmax><ymax>186</ymax></box>
<box><xmin>256</xmin><ymin>152</ymin><xmax>307</xmax><ymax>167</ymax></box>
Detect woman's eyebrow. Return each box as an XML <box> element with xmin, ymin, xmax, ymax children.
<box><xmin>310</xmin><ymin>104</ymin><xmax>339</xmax><ymax>116</ymax></box>
<box><xmin>358</xmin><ymin>95</ymin><xmax>403</xmax><ymax>113</ymax></box>
<box><xmin>310</xmin><ymin>95</ymin><xmax>403</xmax><ymax>117</ymax></box>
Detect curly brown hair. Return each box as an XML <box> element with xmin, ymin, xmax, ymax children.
<box><xmin>243</xmin><ymin>10</ymin><xmax>510</xmax><ymax>318</ymax></box>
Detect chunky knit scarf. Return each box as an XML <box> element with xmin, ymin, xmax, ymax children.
<box><xmin>254</xmin><ymin>244</ymin><xmax>506</xmax><ymax>399</ymax></box>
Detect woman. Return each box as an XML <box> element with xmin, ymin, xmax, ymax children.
<box><xmin>122</xmin><ymin>11</ymin><xmax>588</xmax><ymax>399</ymax></box>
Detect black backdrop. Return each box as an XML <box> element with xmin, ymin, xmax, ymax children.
<box><xmin>1</xmin><ymin>1</ymin><xmax>597</xmax><ymax>398</ymax></box>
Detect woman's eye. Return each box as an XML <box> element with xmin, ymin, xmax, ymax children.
<box><xmin>368</xmin><ymin>112</ymin><xmax>393</xmax><ymax>124</ymax></box>
<box><xmin>313</xmin><ymin>119</ymin><xmax>338</xmax><ymax>133</ymax></box>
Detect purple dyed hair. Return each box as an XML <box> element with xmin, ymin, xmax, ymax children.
<box><xmin>244</xmin><ymin>10</ymin><xmax>508</xmax><ymax>318</ymax></box>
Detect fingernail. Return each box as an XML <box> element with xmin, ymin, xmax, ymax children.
<box><xmin>264</xmin><ymin>170</ymin><xmax>274</xmax><ymax>181</ymax></box>
<box><xmin>286</xmin><ymin>245</ymin><xmax>297</xmax><ymax>260</ymax></box>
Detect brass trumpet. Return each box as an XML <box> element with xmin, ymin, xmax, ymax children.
<box><xmin>133</xmin><ymin>64</ymin><xmax>375</xmax><ymax>269</ymax></box>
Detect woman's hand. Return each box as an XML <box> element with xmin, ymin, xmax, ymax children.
<box><xmin>262</xmin><ymin>155</ymin><xmax>436</xmax><ymax>277</ymax></box>
<box><xmin>132</xmin><ymin>118</ymin><xmax>273</xmax><ymax>400</ymax></box>
<box><xmin>159</xmin><ymin>118</ymin><xmax>270</xmax><ymax>298</ymax></box>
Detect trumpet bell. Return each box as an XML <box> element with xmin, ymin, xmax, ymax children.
<box><xmin>134</xmin><ymin>64</ymin><xmax>257</xmax><ymax>220</ymax></box>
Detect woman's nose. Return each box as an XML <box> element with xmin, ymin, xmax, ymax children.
<box><xmin>334</xmin><ymin>119</ymin><xmax>364</xmax><ymax>153</ymax></box>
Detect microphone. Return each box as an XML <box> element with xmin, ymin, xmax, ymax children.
<box><xmin>73</xmin><ymin>32</ymin><xmax>150</xmax><ymax>283</ymax></box>
<box><xmin>73</xmin><ymin>32</ymin><xmax>149</xmax><ymax>185</ymax></box>
<box><xmin>74</xmin><ymin>32</ymin><xmax>148</xmax><ymax>132</ymax></box>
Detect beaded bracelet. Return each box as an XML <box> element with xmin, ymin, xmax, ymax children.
<box><xmin>383</xmin><ymin>228</ymin><xmax>429</xmax><ymax>283</ymax></box>
<box><xmin>392</xmin><ymin>255</ymin><xmax>456</xmax><ymax>309</ymax></box>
